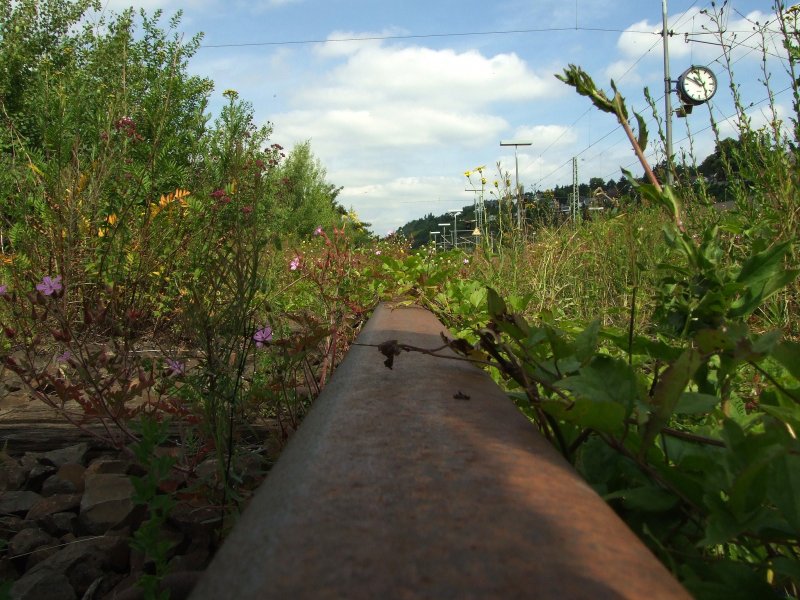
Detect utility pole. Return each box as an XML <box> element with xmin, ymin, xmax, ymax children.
<box><xmin>663</xmin><ymin>0</ymin><xmax>674</xmax><ymax>187</ymax></box>
<box><xmin>500</xmin><ymin>141</ymin><xmax>532</xmax><ymax>229</ymax></box>
<box><xmin>571</xmin><ymin>157</ymin><xmax>580</xmax><ymax>223</ymax></box>
<box><xmin>448</xmin><ymin>211</ymin><xmax>461</xmax><ymax>249</ymax></box>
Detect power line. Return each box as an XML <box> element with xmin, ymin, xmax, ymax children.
<box><xmin>527</xmin><ymin>2</ymin><xmax>788</xmax><ymax>189</ymax></box>
<box><xmin>520</xmin><ymin>3</ymin><xmax>712</xmax><ymax>185</ymax></box>
<box><xmin>198</xmin><ymin>26</ymin><xmax>662</xmax><ymax>49</ymax></box>
<box><xmin>601</xmin><ymin>84</ymin><xmax>793</xmax><ymax>182</ymax></box>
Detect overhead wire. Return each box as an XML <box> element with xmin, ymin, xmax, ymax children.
<box><xmin>530</xmin><ymin>1</ymin><xmax>785</xmax><ymax>189</ymax></box>
<box><xmin>525</xmin><ymin>2</ymin><xmax>709</xmax><ymax>188</ymax></box>
<box><xmin>601</xmin><ymin>84</ymin><xmax>793</xmax><ymax>182</ymax></box>
<box><xmin>198</xmin><ymin>26</ymin><xmax>661</xmax><ymax>49</ymax></box>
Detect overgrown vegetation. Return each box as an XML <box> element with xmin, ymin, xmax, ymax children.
<box><xmin>2</xmin><ymin>0</ymin><xmax>799</xmax><ymax>598</ymax></box>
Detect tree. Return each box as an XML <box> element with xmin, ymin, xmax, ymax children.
<box><xmin>271</xmin><ymin>141</ymin><xmax>346</xmax><ymax>237</ymax></box>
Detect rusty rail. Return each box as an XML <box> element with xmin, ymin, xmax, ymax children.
<box><xmin>191</xmin><ymin>303</ymin><xmax>690</xmax><ymax>599</ymax></box>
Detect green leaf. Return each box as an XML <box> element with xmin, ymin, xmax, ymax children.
<box><xmin>544</xmin><ymin>325</ymin><xmax>574</xmax><ymax>361</ymax></box>
<box><xmin>486</xmin><ymin>287</ymin><xmax>507</xmax><ymax>318</ymax></box>
<box><xmin>730</xmin><ymin>242</ymin><xmax>799</xmax><ymax>318</ymax></box>
<box><xmin>555</xmin><ymin>65</ymin><xmax>616</xmax><ymax>114</ymax></box>
<box><xmin>633</xmin><ymin>110</ymin><xmax>648</xmax><ymax>152</ymax></box>
<box><xmin>771</xmin><ymin>340</ymin><xmax>800</xmax><ymax>381</ymax></box>
<box><xmin>641</xmin><ymin>348</ymin><xmax>703</xmax><ymax>453</ymax></box>
<box><xmin>750</xmin><ymin>329</ymin><xmax>783</xmax><ymax>354</ymax></box>
<box><xmin>675</xmin><ymin>392</ymin><xmax>720</xmax><ymax>414</ymax></box>
<box><xmin>736</xmin><ymin>241</ymin><xmax>792</xmax><ymax>286</ymax></box>
<box><xmin>760</xmin><ymin>404</ymin><xmax>800</xmax><ymax>433</ymax></box>
<box><xmin>600</xmin><ymin>329</ymin><xmax>681</xmax><ymax>361</ymax></box>
<box><xmin>573</xmin><ymin>319</ymin><xmax>600</xmax><ymax>363</ymax></box>
<box><xmin>604</xmin><ymin>485</ymin><xmax>678</xmax><ymax>512</ymax></box>
<box><xmin>769</xmin><ymin>454</ymin><xmax>800</xmax><ymax>532</ymax></box>
<box><xmin>728</xmin><ymin>443</ymin><xmax>784</xmax><ymax>518</ymax></box>
<box><xmin>555</xmin><ymin>355</ymin><xmax>639</xmax><ymax>413</ymax></box>
<box><xmin>770</xmin><ymin>557</ymin><xmax>800</xmax><ymax>585</ymax></box>
<box><xmin>542</xmin><ymin>398</ymin><xmax>626</xmax><ymax>434</ymax></box>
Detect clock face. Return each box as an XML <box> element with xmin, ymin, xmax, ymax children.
<box><xmin>679</xmin><ymin>66</ymin><xmax>717</xmax><ymax>105</ymax></box>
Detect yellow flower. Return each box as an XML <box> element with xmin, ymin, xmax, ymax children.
<box><xmin>106</xmin><ymin>213</ymin><xmax>118</xmax><ymax>226</ymax></box>
<box><xmin>481</xmin><ymin>178</ymin><xmax>487</xmax><ymax>185</ymax></box>
<box><xmin>464</xmin><ymin>171</ymin><xmax>471</xmax><ymax>178</ymax></box>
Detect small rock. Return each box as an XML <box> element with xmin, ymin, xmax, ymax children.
<box><xmin>39</xmin><ymin>512</ymin><xmax>78</xmax><ymax>537</ymax></box>
<box><xmin>9</xmin><ymin>527</ymin><xmax>58</xmax><ymax>559</ymax></box>
<box><xmin>60</xmin><ymin>532</ymin><xmax>76</xmax><ymax>544</ymax></box>
<box><xmin>84</xmin><ymin>459</ymin><xmax>129</xmax><ymax>476</ymax></box>
<box><xmin>19</xmin><ymin>452</ymin><xmax>42</xmax><ymax>472</ymax></box>
<box><xmin>193</xmin><ymin>457</ymin><xmax>220</xmax><ymax>481</ymax></box>
<box><xmin>0</xmin><ymin>514</ymin><xmax>28</xmax><ymax>536</ymax></box>
<box><xmin>168</xmin><ymin>501</ymin><xmax>220</xmax><ymax>538</ymax></box>
<box><xmin>25</xmin><ymin>463</ymin><xmax>57</xmax><ymax>492</ymax></box>
<box><xmin>0</xmin><ymin>490</ymin><xmax>42</xmax><ymax>515</ymax></box>
<box><xmin>42</xmin><ymin>463</ymin><xmax>85</xmax><ymax>496</ymax></box>
<box><xmin>41</xmin><ymin>444</ymin><xmax>89</xmax><ymax>468</ymax></box>
<box><xmin>79</xmin><ymin>474</ymin><xmax>134</xmax><ymax>535</ymax></box>
<box><xmin>25</xmin><ymin>541</ymin><xmax>61</xmax><ymax>570</ymax></box>
<box><xmin>79</xmin><ymin>576</ymin><xmax>104</xmax><ymax>600</ymax></box>
<box><xmin>10</xmin><ymin>567</ymin><xmax>77</xmax><ymax>600</ymax></box>
<box><xmin>27</xmin><ymin>493</ymin><xmax>82</xmax><ymax>521</ymax></box>
<box><xmin>0</xmin><ymin>454</ymin><xmax>26</xmax><ymax>491</ymax></box>
<box><xmin>24</xmin><ymin>535</ymin><xmax>130</xmax><ymax>597</ymax></box>
<box><xmin>41</xmin><ymin>473</ymin><xmax>77</xmax><ymax>496</ymax></box>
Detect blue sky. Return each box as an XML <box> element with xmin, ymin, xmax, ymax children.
<box><xmin>101</xmin><ymin>0</ymin><xmax>786</xmax><ymax>233</ymax></box>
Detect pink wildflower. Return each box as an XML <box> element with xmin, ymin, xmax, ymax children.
<box><xmin>253</xmin><ymin>325</ymin><xmax>273</xmax><ymax>348</ymax></box>
<box><xmin>36</xmin><ymin>275</ymin><xmax>63</xmax><ymax>296</ymax></box>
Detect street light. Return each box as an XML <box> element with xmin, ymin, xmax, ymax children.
<box><xmin>448</xmin><ymin>210</ymin><xmax>461</xmax><ymax>249</ymax></box>
<box><xmin>500</xmin><ymin>140</ymin><xmax>532</xmax><ymax>229</ymax></box>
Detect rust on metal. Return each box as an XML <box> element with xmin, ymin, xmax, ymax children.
<box><xmin>191</xmin><ymin>303</ymin><xmax>690</xmax><ymax>599</ymax></box>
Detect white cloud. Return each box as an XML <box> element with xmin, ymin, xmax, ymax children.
<box><xmin>337</xmin><ymin>176</ymin><xmax>465</xmax><ymax>232</ymax></box>
<box><xmin>275</xmin><ymin>106</ymin><xmax>507</xmax><ymax>151</ymax></box>
<box><xmin>315</xmin><ymin>29</ymin><xmax>405</xmax><ymax>58</ymax></box>
<box><xmin>299</xmin><ymin>44</ymin><xmax>559</xmax><ymax>111</ymax></box>
<box><xmin>510</xmin><ymin>125</ymin><xmax>578</xmax><ymax>150</ymax></box>
<box><xmin>604</xmin><ymin>59</ymin><xmax>644</xmax><ymax>85</ymax></box>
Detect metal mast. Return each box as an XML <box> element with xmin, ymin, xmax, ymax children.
<box><xmin>571</xmin><ymin>157</ymin><xmax>580</xmax><ymax>223</ymax></box>
<box><xmin>663</xmin><ymin>0</ymin><xmax>674</xmax><ymax>187</ymax></box>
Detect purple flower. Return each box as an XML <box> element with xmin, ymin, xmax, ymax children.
<box><xmin>166</xmin><ymin>358</ymin><xmax>185</xmax><ymax>377</ymax></box>
<box><xmin>0</xmin><ymin>284</ymin><xmax>7</xmax><ymax>296</ymax></box>
<box><xmin>56</xmin><ymin>350</ymin><xmax>71</xmax><ymax>363</ymax></box>
<box><xmin>289</xmin><ymin>256</ymin><xmax>300</xmax><ymax>271</ymax></box>
<box><xmin>253</xmin><ymin>325</ymin><xmax>273</xmax><ymax>348</ymax></box>
<box><xmin>36</xmin><ymin>275</ymin><xmax>63</xmax><ymax>296</ymax></box>
<box><xmin>314</xmin><ymin>226</ymin><xmax>323</xmax><ymax>236</ymax></box>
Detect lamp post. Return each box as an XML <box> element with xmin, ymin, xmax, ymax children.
<box><xmin>500</xmin><ymin>140</ymin><xmax>532</xmax><ymax>229</ymax></box>
<box><xmin>448</xmin><ymin>210</ymin><xmax>461</xmax><ymax>249</ymax></box>
<box><xmin>429</xmin><ymin>231</ymin><xmax>439</xmax><ymax>250</ymax></box>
